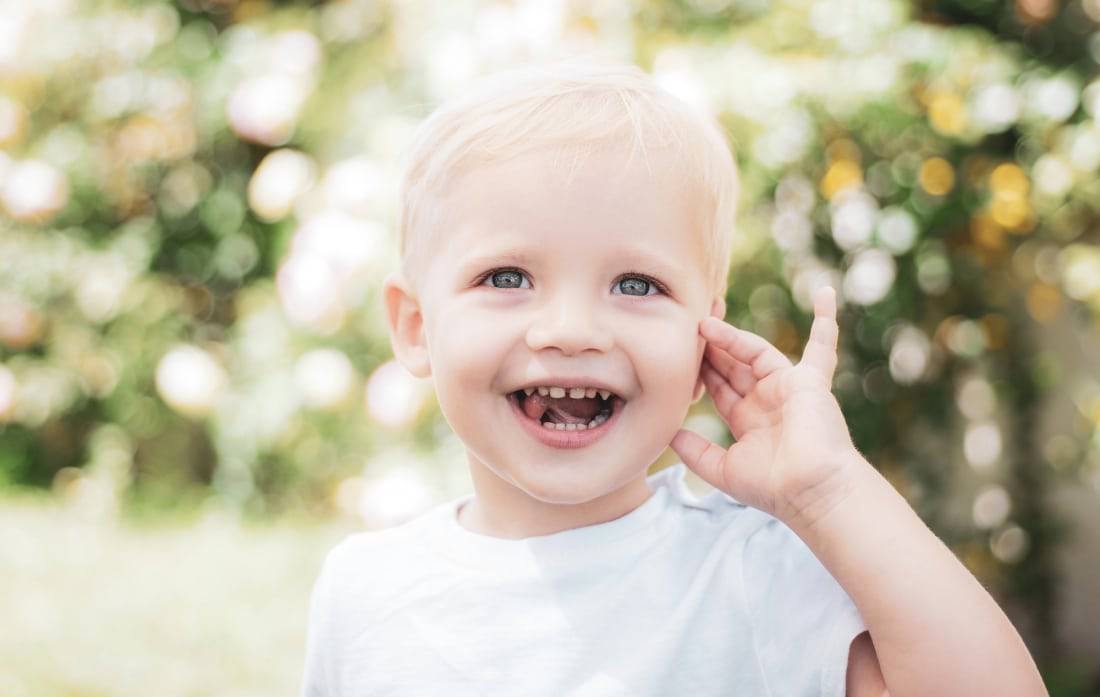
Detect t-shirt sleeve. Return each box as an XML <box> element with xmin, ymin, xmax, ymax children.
<box><xmin>741</xmin><ymin>515</ymin><xmax>868</xmax><ymax>697</ymax></box>
<box><xmin>300</xmin><ymin>549</ymin><xmax>337</xmax><ymax>697</ymax></box>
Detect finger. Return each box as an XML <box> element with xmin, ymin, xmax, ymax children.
<box><xmin>705</xmin><ymin>343</ymin><xmax>756</xmax><ymax>396</ymax></box>
<box><xmin>701</xmin><ymin>362</ymin><xmax>763</xmax><ymax>441</ymax></box>
<box><xmin>701</xmin><ymin>362</ymin><xmax>773</xmax><ymax>438</ymax></box>
<box><xmin>700</xmin><ymin>358</ymin><xmax>743</xmax><ymax>415</ymax></box>
<box><xmin>799</xmin><ymin>285</ymin><xmax>839</xmax><ymax>384</ymax></box>
<box><xmin>669</xmin><ymin>428</ymin><xmax>729</xmax><ymax>493</ymax></box>
<box><xmin>700</xmin><ymin>317</ymin><xmax>793</xmax><ymax>380</ymax></box>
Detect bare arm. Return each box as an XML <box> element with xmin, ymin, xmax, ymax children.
<box><xmin>671</xmin><ymin>287</ymin><xmax>1048</xmax><ymax>697</ymax></box>
<box><xmin>789</xmin><ymin>450</ymin><xmax>1048</xmax><ymax>697</ymax></box>
<box><xmin>847</xmin><ymin>631</ymin><xmax>888</xmax><ymax>697</ymax></box>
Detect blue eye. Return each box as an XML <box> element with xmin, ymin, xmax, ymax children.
<box><xmin>482</xmin><ymin>269</ymin><xmax>530</xmax><ymax>289</ymax></box>
<box><xmin>613</xmin><ymin>275</ymin><xmax>662</xmax><ymax>297</ymax></box>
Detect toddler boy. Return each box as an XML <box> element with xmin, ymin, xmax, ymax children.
<box><xmin>301</xmin><ymin>60</ymin><xmax>1046</xmax><ymax>697</ymax></box>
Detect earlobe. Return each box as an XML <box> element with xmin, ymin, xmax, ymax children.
<box><xmin>381</xmin><ymin>271</ymin><xmax>432</xmax><ymax>378</ymax></box>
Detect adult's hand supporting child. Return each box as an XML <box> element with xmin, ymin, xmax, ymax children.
<box><xmin>670</xmin><ymin>285</ymin><xmax>1048</xmax><ymax>697</ymax></box>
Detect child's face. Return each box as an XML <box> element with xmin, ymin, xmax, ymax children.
<box><xmin>387</xmin><ymin>142</ymin><xmax>724</xmax><ymax>530</ymax></box>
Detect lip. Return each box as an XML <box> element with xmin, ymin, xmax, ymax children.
<box><xmin>507</xmin><ymin>391</ymin><xmax>624</xmax><ymax>450</ymax></box>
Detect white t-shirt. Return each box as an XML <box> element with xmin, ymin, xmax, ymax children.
<box><xmin>301</xmin><ymin>463</ymin><xmax>867</xmax><ymax>697</ymax></box>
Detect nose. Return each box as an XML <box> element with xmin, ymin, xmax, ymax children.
<box><xmin>525</xmin><ymin>297</ymin><xmax>614</xmax><ymax>356</ymax></box>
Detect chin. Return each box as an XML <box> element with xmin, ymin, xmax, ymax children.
<box><xmin>508</xmin><ymin>457</ymin><xmax>645</xmax><ymax>505</ymax></box>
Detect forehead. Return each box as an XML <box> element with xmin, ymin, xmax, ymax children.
<box><xmin>431</xmin><ymin>145</ymin><xmax>707</xmax><ymax>273</ymax></box>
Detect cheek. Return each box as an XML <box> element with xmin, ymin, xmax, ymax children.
<box><xmin>426</xmin><ymin>307</ymin><xmax>511</xmax><ymax>393</ymax></box>
<box><xmin>622</xmin><ymin>317</ymin><xmax>701</xmax><ymax>396</ymax></box>
<box><xmin>425</xmin><ymin>319</ymin><xmax>502</xmax><ymax>438</ymax></box>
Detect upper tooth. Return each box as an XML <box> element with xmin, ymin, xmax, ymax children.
<box><xmin>523</xmin><ymin>387</ymin><xmax>534</xmax><ymax>396</ymax></box>
<box><xmin>534</xmin><ymin>385</ymin><xmax>613</xmax><ymax>399</ymax></box>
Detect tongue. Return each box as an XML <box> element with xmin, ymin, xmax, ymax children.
<box><xmin>522</xmin><ymin>392</ymin><xmax>602</xmax><ymax>425</ymax></box>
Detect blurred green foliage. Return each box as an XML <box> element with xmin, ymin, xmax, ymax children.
<box><xmin>1</xmin><ymin>0</ymin><xmax>1099</xmax><ymax>692</ymax></box>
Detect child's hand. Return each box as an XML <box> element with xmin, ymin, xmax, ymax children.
<box><xmin>670</xmin><ymin>286</ymin><xmax>864</xmax><ymax>529</ymax></box>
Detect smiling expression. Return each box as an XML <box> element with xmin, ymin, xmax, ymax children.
<box><xmin>394</xmin><ymin>142</ymin><xmax>724</xmax><ymax>536</ymax></box>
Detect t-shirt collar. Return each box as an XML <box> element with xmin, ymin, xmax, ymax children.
<box><xmin>424</xmin><ymin>465</ymin><xmax>685</xmax><ymax>572</ymax></box>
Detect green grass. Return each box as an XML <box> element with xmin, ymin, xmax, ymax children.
<box><xmin>4</xmin><ymin>490</ymin><xmax>1092</xmax><ymax>696</ymax></box>
<box><xmin>0</xmin><ymin>493</ymin><xmax>358</xmax><ymax>697</ymax></box>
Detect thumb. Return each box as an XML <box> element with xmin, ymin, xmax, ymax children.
<box><xmin>670</xmin><ymin>429</ymin><xmax>729</xmax><ymax>494</ymax></box>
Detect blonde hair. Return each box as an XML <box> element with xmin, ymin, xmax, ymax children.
<box><xmin>395</xmin><ymin>59</ymin><xmax>740</xmax><ymax>298</ymax></box>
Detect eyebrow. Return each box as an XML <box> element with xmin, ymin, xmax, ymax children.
<box><xmin>461</xmin><ymin>249</ymin><xmax>535</xmax><ymax>269</ymax></box>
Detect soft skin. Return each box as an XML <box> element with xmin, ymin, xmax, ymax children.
<box><xmin>383</xmin><ymin>140</ymin><xmax>1046</xmax><ymax>696</ymax></box>
<box><xmin>383</xmin><ymin>142</ymin><xmax>724</xmax><ymax>540</ymax></box>
<box><xmin>671</xmin><ymin>286</ymin><xmax>1048</xmax><ymax>697</ymax></box>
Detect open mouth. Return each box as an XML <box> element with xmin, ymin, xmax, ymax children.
<box><xmin>507</xmin><ymin>388</ymin><xmax>625</xmax><ymax>431</ymax></box>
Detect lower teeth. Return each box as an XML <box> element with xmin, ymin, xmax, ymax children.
<box><xmin>541</xmin><ymin>412</ymin><xmax>609</xmax><ymax>431</ymax></box>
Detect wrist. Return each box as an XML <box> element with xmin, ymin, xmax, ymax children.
<box><xmin>780</xmin><ymin>448</ymin><xmax>879</xmax><ymax>534</ymax></box>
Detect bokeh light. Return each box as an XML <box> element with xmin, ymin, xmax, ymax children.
<box><xmin>365</xmin><ymin>360</ymin><xmax>431</xmax><ymax>430</ymax></box>
<box><xmin>1</xmin><ymin>0</ymin><xmax>1098</xmax><ymax>692</ymax></box>
<box><xmin>155</xmin><ymin>345</ymin><xmax>227</xmax><ymax>418</ymax></box>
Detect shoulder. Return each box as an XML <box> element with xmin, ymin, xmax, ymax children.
<box><xmin>738</xmin><ymin>507</ymin><xmax>840</xmax><ymax>602</ymax></box>
<box><xmin>660</xmin><ymin>462</ymin><xmax>756</xmax><ymax>520</ymax></box>
<box><xmin>688</xmin><ymin>479</ymin><xmax>862</xmax><ymax>638</ymax></box>
<box><xmin>661</xmin><ymin>463</ymin><xmax>782</xmax><ymax>541</ymax></box>
<box><xmin>687</xmin><ymin>488</ymin><xmax>824</xmax><ymax>593</ymax></box>
<box><xmin>324</xmin><ymin>527</ymin><xmax>406</xmax><ymax>566</ymax></box>
<box><xmin>317</xmin><ymin>506</ymin><xmax>445</xmax><ymax>593</ymax></box>
<box><xmin>728</xmin><ymin>505</ymin><xmax>868</xmax><ymax>697</ymax></box>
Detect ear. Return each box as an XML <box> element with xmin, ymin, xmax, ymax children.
<box><xmin>382</xmin><ymin>271</ymin><xmax>431</xmax><ymax>378</ymax></box>
<box><xmin>692</xmin><ymin>296</ymin><xmax>726</xmax><ymax>403</ymax></box>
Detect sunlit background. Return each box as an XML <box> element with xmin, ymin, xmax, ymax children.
<box><xmin>1</xmin><ymin>0</ymin><xmax>1099</xmax><ymax>694</ymax></box>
